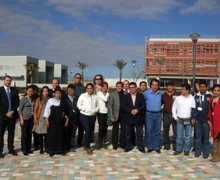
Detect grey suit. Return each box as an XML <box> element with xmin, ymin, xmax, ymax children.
<box><xmin>108</xmin><ymin>91</ymin><xmax>120</xmax><ymax>121</ymax></box>
<box><xmin>108</xmin><ymin>90</ymin><xmax>126</xmax><ymax>149</ymax></box>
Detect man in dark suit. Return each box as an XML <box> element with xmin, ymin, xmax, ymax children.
<box><xmin>0</xmin><ymin>75</ymin><xmax>19</xmax><ymax>158</ymax></box>
<box><xmin>123</xmin><ymin>82</ymin><xmax>146</xmax><ymax>153</ymax></box>
<box><xmin>65</xmin><ymin>84</ymin><xmax>78</xmax><ymax>151</ymax></box>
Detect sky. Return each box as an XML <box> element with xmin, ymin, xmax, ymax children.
<box><xmin>0</xmin><ymin>0</ymin><xmax>219</xmax><ymax>80</ymax></box>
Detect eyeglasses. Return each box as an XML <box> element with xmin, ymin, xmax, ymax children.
<box><xmin>75</xmin><ymin>77</ymin><xmax>81</xmax><ymax>79</ymax></box>
<box><xmin>95</xmin><ymin>78</ymin><xmax>102</xmax><ymax>80</ymax></box>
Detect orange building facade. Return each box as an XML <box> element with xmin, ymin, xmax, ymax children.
<box><xmin>145</xmin><ymin>37</ymin><xmax>220</xmax><ymax>87</ymax></box>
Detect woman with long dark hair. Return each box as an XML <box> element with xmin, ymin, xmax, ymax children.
<box><xmin>33</xmin><ymin>86</ymin><xmax>50</xmax><ymax>154</ymax></box>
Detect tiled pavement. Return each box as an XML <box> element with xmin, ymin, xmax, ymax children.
<box><xmin>1</xmin><ymin>122</ymin><xmax>220</xmax><ymax>180</ymax></box>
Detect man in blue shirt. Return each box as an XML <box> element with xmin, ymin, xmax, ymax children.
<box><xmin>144</xmin><ymin>78</ymin><xmax>162</xmax><ymax>153</ymax></box>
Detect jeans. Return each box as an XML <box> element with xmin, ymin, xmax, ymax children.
<box><xmin>176</xmin><ymin>121</ymin><xmax>192</xmax><ymax>152</ymax></box>
<box><xmin>163</xmin><ymin>113</ymin><xmax>176</xmax><ymax>148</ymax></box>
<box><xmin>125</xmin><ymin>123</ymin><xmax>144</xmax><ymax>150</ymax></box>
<box><xmin>195</xmin><ymin>120</ymin><xmax>210</xmax><ymax>156</ymax></box>
<box><xmin>79</xmin><ymin>113</ymin><xmax>96</xmax><ymax>148</ymax></box>
<box><xmin>145</xmin><ymin>112</ymin><xmax>162</xmax><ymax>150</ymax></box>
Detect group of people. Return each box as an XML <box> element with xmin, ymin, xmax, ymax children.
<box><xmin>0</xmin><ymin>74</ymin><xmax>220</xmax><ymax>163</ymax></box>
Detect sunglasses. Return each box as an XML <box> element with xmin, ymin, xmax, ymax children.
<box><xmin>95</xmin><ymin>78</ymin><xmax>102</xmax><ymax>80</ymax></box>
<box><xmin>75</xmin><ymin>77</ymin><xmax>81</xmax><ymax>79</ymax></box>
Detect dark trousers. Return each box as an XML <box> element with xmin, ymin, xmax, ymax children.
<box><xmin>163</xmin><ymin>113</ymin><xmax>176</xmax><ymax>149</ymax></box>
<box><xmin>72</xmin><ymin>120</ymin><xmax>84</xmax><ymax>146</ymax></box>
<box><xmin>79</xmin><ymin>113</ymin><xmax>96</xmax><ymax>148</ymax></box>
<box><xmin>66</xmin><ymin>120</ymin><xmax>73</xmax><ymax>150</ymax></box>
<box><xmin>97</xmin><ymin>113</ymin><xmax>108</xmax><ymax>139</ymax></box>
<box><xmin>125</xmin><ymin>123</ymin><xmax>144</xmax><ymax>150</ymax></box>
<box><xmin>90</xmin><ymin>117</ymin><xmax>96</xmax><ymax>143</ymax></box>
<box><xmin>0</xmin><ymin>117</ymin><xmax>16</xmax><ymax>153</ymax></box>
<box><xmin>33</xmin><ymin>132</ymin><xmax>39</xmax><ymax>150</ymax></box>
<box><xmin>38</xmin><ymin>134</ymin><xmax>46</xmax><ymax>151</ymax></box>
<box><xmin>21</xmin><ymin>119</ymin><xmax>33</xmax><ymax>153</ymax></box>
<box><xmin>195</xmin><ymin>120</ymin><xmax>210</xmax><ymax>156</ymax></box>
<box><xmin>112</xmin><ymin>115</ymin><xmax>126</xmax><ymax>148</ymax></box>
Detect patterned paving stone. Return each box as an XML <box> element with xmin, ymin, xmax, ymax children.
<box><xmin>0</xmin><ymin>122</ymin><xmax>220</xmax><ymax>179</ymax></box>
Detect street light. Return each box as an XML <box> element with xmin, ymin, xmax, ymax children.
<box><xmin>189</xmin><ymin>33</ymin><xmax>200</xmax><ymax>88</ymax></box>
<box><xmin>131</xmin><ymin>60</ymin><xmax>137</xmax><ymax>82</ymax></box>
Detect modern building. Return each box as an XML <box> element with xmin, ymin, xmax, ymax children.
<box><xmin>145</xmin><ymin>36</ymin><xmax>220</xmax><ymax>87</ymax></box>
<box><xmin>0</xmin><ymin>56</ymin><xmax>68</xmax><ymax>87</ymax></box>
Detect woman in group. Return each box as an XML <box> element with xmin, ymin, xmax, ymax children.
<box><xmin>44</xmin><ymin>86</ymin><xmax>69</xmax><ymax>157</ymax></box>
<box><xmin>33</xmin><ymin>86</ymin><xmax>50</xmax><ymax>154</ymax></box>
<box><xmin>93</xmin><ymin>74</ymin><xmax>104</xmax><ymax>94</ymax></box>
<box><xmin>208</xmin><ymin>84</ymin><xmax>220</xmax><ymax>162</ymax></box>
<box><xmin>96</xmin><ymin>82</ymin><xmax>109</xmax><ymax>149</ymax></box>
<box><xmin>19</xmin><ymin>85</ymin><xmax>35</xmax><ymax>156</ymax></box>
<box><xmin>77</xmin><ymin>83</ymin><xmax>99</xmax><ymax>155</ymax></box>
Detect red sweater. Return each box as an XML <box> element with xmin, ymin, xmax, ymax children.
<box><xmin>208</xmin><ymin>97</ymin><xmax>220</xmax><ymax>139</ymax></box>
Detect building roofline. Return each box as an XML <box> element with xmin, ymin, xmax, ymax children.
<box><xmin>148</xmin><ymin>38</ymin><xmax>220</xmax><ymax>42</ymax></box>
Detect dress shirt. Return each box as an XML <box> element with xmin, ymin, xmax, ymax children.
<box><xmin>144</xmin><ymin>89</ymin><xmax>162</xmax><ymax>111</ymax></box>
<box><xmin>172</xmin><ymin>94</ymin><xmax>195</xmax><ymax>120</ymax></box>
<box><xmin>97</xmin><ymin>91</ymin><xmax>109</xmax><ymax>114</ymax></box>
<box><xmin>131</xmin><ymin>93</ymin><xmax>136</xmax><ymax>106</ymax></box>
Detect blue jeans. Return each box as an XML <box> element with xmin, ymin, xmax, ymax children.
<box><xmin>195</xmin><ymin>120</ymin><xmax>210</xmax><ymax>156</ymax></box>
<box><xmin>176</xmin><ymin>121</ymin><xmax>192</xmax><ymax>152</ymax></box>
<box><xmin>125</xmin><ymin>123</ymin><xmax>144</xmax><ymax>150</ymax></box>
<box><xmin>145</xmin><ymin>112</ymin><xmax>162</xmax><ymax>150</ymax></box>
<box><xmin>79</xmin><ymin>113</ymin><xmax>96</xmax><ymax>148</ymax></box>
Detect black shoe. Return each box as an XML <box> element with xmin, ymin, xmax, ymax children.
<box><xmin>29</xmin><ymin>150</ymin><xmax>34</xmax><ymax>154</ymax></box>
<box><xmin>164</xmin><ymin>146</ymin><xmax>170</xmax><ymax>151</ymax></box>
<box><xmin>23</xmin><ymin>152</ymin><xmax>28</xmax><ymax>156</ymax></box>
<box><xmin>124</xmin><ymin>149</ymin><xmax>130</xmax><ymax>152</ymax></box>
<box><xmin>0</xmin><ymin>153</ymin><xmax>4</xmax><ymax>158</ymax></box>
<box><xmin>61</xmin><ymin>152</ymin><xmax>66</xmax><ymax>156</ymax></box>
<box><xmin>203</xmin><ymin>154</ymin><xmax>209</xmax><ymax>159</ymax></box>
<box><xmin>113</xmin><ymin>145</ymin><xmax>118</xmax><ymax>150</ymax></box>
<box><xmin>195</xmin><ymin>154</ymin><xmax>200</xmax><ymax>158</ymax></box>
<box><xmin>9</xmin><ymin>150</ymin><xmax>18</xmax><ymax>156</ymax></box>
<box><xmin>174</xmin><ymin>151</ymin><xmax>181</xmax><ymax>155</ymax></box>
<box><xmin>184</xmin><ymin>151</ymin><xmax>189</xmax><ymax>156</ymax></box>
<box><xmin>155</xmin><ymin>150</ymin><xmax>161</xmax><ymax>154</ymax></box>
<box><xmin>147</xmin><ymin>149</ymin><xmax>153</xmax><ymax>153</ymax></box>
<box><xmin>39</xmin><ymin>150</ymin><xmax>44</xmax><ymax>154</ymax></box>
<box><xmin>49</xmin><ymin>153</ymin><xmax>54</xmax><ymax>157</ymax></box>
<box><xmin>139</xmin><ymin>149</ymin><xmax>145</xmax><ymax>153</ymax></box>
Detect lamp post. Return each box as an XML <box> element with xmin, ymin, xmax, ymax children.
<box><xmin>131</xmin><ymin>60</ymin><xmax>137</xmax><ymax>82</ymax></box>
<box><xmin>189</xmin><ymin>33</ymin><xmax>200</xmax><ymax>88</ymax></box>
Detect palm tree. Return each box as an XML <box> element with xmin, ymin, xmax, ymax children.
<box><xmin>23</xmin><ymin>63</ymin><xmax>39</xmax><ymax>84</ymax></box>
<box><xmin>155</xmin><ymin>56</ymin><xmax>166</xmax><ymax>82</ymax></box>
<box><xmin>113</xmin><ymin>59</ymin><xmax>127</xmax><ymax>81</ymax></box>
<box><xmin>76</xmin><ymin>61</ymin><xmax>89</xmax><ymax>83</ymax></box>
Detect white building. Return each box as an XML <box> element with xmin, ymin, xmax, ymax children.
<box><xmin>0</xmin><ymin>56</ymin><xmax>68</xmax><ymax>87</ymax></box>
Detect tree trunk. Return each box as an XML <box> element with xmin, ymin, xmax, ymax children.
<box><xmin>81</xmin><ymin>70</ymin><xmax>84</xmax><ymax>84</ymax></box>
<box><xmin>119</xmin><ymin>70</ymin><xmax>122</xmax><ymax>82</ymax></box>
<box><xmin>159</xmin><ymin>66</ymin><xmax>161</xmax><ymax>82</ymax></box>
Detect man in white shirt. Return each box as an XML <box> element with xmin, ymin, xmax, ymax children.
<box><xmin>172</xmin><ymin>83</ymin><xmax>195</xmax><ymax>156</ymax></box>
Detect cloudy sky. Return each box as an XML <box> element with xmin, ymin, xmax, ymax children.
<box><xmin>0</xmin><ymin>0</ymin><xmax>219</xmax><ymax>79</ymax></box>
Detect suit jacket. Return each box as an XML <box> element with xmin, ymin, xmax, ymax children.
<box><xmin>66</xmin><ymin>95</ymin><xmax>78</xmax><ymax>124</ymax></box>
<box><xmin>123</xmin><ymin>92</ymin><xmax>145</xmax><ymax>125</ymax></box>
<box><xmin>108</xmin><ymin>90</ymin><xmax>120</xmax><ymax>121</ymax></box>
<box><xmin>0</xmin><ymin>86</ymin><xmax>19</xmax><ymax>120</ymax></box>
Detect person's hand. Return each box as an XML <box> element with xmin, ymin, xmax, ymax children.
<box><xmin>207</xmin><ymin>121</ymin><xmax>212</xmax><ymax>130</ymax></box>
<box><xmin>6</xmin><ymin>111</ymin><xmax>13</xmax><ymax>118</ymax></box>
<box><xmin>175</xmin><ymin>118</ymin><xmax>180</xmax><ymax>122</ymax></box>
<box><xmin>46</xmin><ymin>119</ymin><xmax>49</xmax><ymax>128</ymax></box>
<box><xmin>34</xmin><ymin>118</ymin><xmax>39</xmax><ymax>125</ymax></box>
<box><xmin>20</xmin><ymin>119</ymin><xmax>24</xmax><ymax>126</ymax></box>
<box><xmin>131</xmin><ymin>109</ymin><xmax>138</xmax><ymax>115</ymax></box>
<box><xmin>65</xmin><ymin>118</ymin><xmax>69</xmax><ymax>127</ymax></box>
<box><xmin>191</xmin><ymin>119</ymin><xmax>196</xmax><ymax>126</ymax></box>
<box><xmin>111</xmin><ymin>118</ymin><xmax>116</xmax><ymax>122</ymax></box>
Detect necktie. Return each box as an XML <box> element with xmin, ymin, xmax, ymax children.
<box><xmin>6</xmin><ymin>88</ymin><xmax>12</xmax><ymax>111</ymax></box>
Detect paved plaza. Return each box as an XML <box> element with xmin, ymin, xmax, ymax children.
<box><xmin>0</xmin><ymin>122</ymin><xmax>220</xmax><ymax>180</ymax></box>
